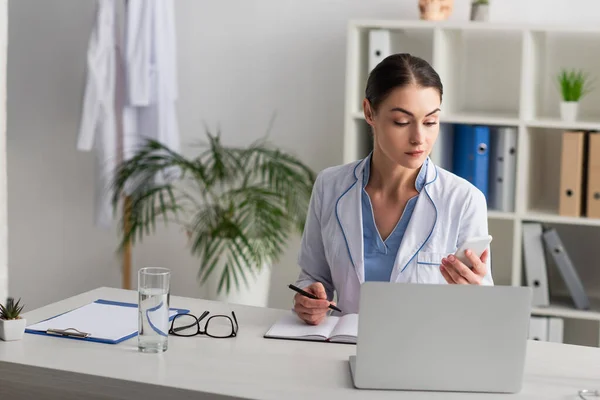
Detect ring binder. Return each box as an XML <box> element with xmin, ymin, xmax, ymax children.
<box><xmin>46</xmin><ymin>328</ymin><xmax>91</xmax><ymax>338</ymax></box>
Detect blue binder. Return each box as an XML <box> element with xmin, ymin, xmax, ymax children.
<box><xmin>452</xmin><ymin>124</ymin><xmax>490</xmax><ymax>198</ymax></box>
<box><xmin>24</xmin><ymin>299</ymin><xmax>190</xmax><ymax>345</ymax></box>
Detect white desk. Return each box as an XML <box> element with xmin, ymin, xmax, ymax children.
<box><xmin>1</xmin><ymin>287</ymin><xmax>599</xmax><ymax>400</ymax></box>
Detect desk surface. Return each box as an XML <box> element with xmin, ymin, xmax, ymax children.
<box><xmin>1</xmin><ymin>287</ymin><xmax>599</xmax><ymax>400</ymax></box>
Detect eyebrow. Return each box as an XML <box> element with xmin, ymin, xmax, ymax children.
<box><xmin>390</xmin><ymin>107</ymin><xmax>441</xmax><ymax>117</ymax></box>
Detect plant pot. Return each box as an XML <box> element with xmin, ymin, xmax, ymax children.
<box><xmin>419</xmin><ymin>0</ymin><xmax>454</xmax><ymax>21</ymax></box>
<box><xmin>560</xmin><ymin>101</ymin><xmax>579</xmax><ymax>121</ymax></box>
<box><xmin>199</xmin><ymin>258</ymin><xmax>272</xmax><ymax>307</ymax></box>
<box><xmin>470</xmin><ymin>4</ymin><xmax>489</xmax><ymax>21</ymax></box>
<box><xmin>0</xmin><ymin>317</ymin><xmax>26</xmax><ymax>341</ymax></box>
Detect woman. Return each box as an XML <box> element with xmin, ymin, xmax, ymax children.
<box><xmin>293</xmin><ymin>53</ymin><xmax>493</xmax><ymax>325</ymax></box>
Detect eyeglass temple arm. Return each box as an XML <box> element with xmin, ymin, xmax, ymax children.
<box><xmin>232</xmin><ymin>311</ymin><xmax>239</xmax><ymax>331</ymax></box>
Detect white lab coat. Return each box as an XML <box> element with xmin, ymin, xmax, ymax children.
<box><xmin>122</xmin><ymin>0</ymin><xmax>180</xmax><ymax>185</ymax></box>
<box><xmin>77</xmin><ymin>0</ymin><xmax>180</xmax><ymax>227</ymax></box>
<box><xmin>295</xmin><ymin>157</ymin><xmax>494</xmax><ymax>315</ymax></box>
<box><xmin>77</xmin><ymin>0</ymin><xmax>118</xmax><ymax>229</ymax></box>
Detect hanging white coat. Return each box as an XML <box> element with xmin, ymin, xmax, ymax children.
<box><xmin>77</xmin><ymin>0</ymin><xmax>180</xmax><ymax>228</ymax></box>
<box><xmin>77</xmin><ymin>0</ymin><xmax>118</xmax><ymax>229</ymax></box>
<box><xmin>294</xmin><ymin>157</ymin><xmax>494</xmax><ymax>315</ymax></box>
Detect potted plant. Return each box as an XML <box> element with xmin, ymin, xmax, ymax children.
<box><xmin>557</xmin><ymin>68</ymin><xmax>592</xmax><ymax>121</ymax></box>
<box><xmin>0</xmin><ymin>297</ymin><xmax>26</xmax><ymax>341</ymax></box>
<box><xmin>470</xmin><ymin>0</ymin><xmax>489</xmax><ymax>21</ymax></box>
<box><xmin>111</xmin><ymin>127</ymin><xmax>316</xmax><ymax>307</ymax></box>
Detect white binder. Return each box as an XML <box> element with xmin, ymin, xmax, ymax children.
<box><xmin>368</xmin><ymin>29</ymin><xmax>391</xmax><ymax>72</ymax></box>
<box><xmin>522</xmin><ymin>222</ymin><xmax>550</xmax><ymax>307</ymax></box>
<box><xmin>488</xmin><ymin>126</ymin><xmax>517</xmax><ymax>212</ymax></box>
<box><xmin>547</xmin><ymin>317</ymin><xmax>564</xmax><ymax>343</ymax></box>
<box><xmin>528</xmin><ymin>316</ymin><xmax>548</xmax><ymax>341</ymax></box>
<box><xmin>542</xmin><ymin>228</ymin><xmax>590</xmax><ymax>310</ymax></box>
<box><xmin>529</xmin><ymin>316</ymin><xmax>563</xmax><ymax>343</ymax></box>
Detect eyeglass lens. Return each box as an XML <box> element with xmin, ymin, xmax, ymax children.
<box><xmin>205</xmin><ymin>315</ymin><xmax>235</xmax><ymax>338</ymax></box>
<box><xmin>171</xmin><ymin>314</ymin><xmax>199</xmax><ymax>336</ymax></box>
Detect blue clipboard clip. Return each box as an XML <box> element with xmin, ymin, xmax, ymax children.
<box><xmin>46</xmin><ymin>327</ymin><xmax>91</xmax><ymax>338</ymax></box>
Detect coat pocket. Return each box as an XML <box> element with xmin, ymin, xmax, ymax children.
<box><xmin>416</xmin><ymin>251</ymin><xmax>447</xmax><ymax>283</ymax></box>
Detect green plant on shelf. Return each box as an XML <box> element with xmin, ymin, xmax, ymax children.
<box><xmin>472</xmin><ymin>0</ymin><xmax>489</xmax><ymax>5</ymax></box>
<box><xmin>557</xmin><ymin>68</ymin><xmax>593</xmax><ymax>102</ymax></box>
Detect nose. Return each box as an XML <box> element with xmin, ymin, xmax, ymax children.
<box><xmin>409</xmin><ymin>125</ymin><xmax>425</xmax><ymax>146</ymax></box>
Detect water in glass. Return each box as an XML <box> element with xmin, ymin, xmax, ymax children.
<box><xmin>138</xmin><ymin>267</ymin><xmax>170</xmax><ymax>353</ymax></box>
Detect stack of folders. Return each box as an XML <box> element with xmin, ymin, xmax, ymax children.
<box><xmin>522</xmin><ymin>222</ymin><xmax>590</xmax><ymax>311</ymax></box>
<box><xmin>433</xmin><ymin>123</ymin><xmax>517</xmax><ymax>212</ymax></box>
<box><xmin>558</xmin><ymin>130</ymin><xmax>600</xmax><ymax>218</ymax></box>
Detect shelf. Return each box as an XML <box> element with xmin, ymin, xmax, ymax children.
<box><xmin>344</xmin><ymin>19</ymin><xmax>600</xmax><ymax>347</ymax></box>
<box><xmin>525</xmin><ymin>118</ymin><xmax>600</xmax><ymax>131</ymax></box>
<box><xmin>522</xmin><ymin>211</ymin><xmax>600</xmax><ymax>227</ymax></box>
<box><xmin>434</xmin><ymin>28</ymin><xmax>523</xmax><ymax>117</ymax></box>
<box><xmin>350</xmin><ymin>19</ymin><xmax>600</xmax><ymax>34</ymax></box>
<box><xmin>440</xmin><ymin>112</ymin><xmax>520</xmax><ymax>126</ymax></box>
<box><xmin>488</xmin><ymin>211</ymin><xmax>516</xmax><ymax>220</ymax></box>
<box><xmin>531</xmin><ymin>297</ymin><xmax>600</xmax><ymax>321</ymax></box>
<box><xmin>523</xmin><ymin>30</ymin><xmax>600</xmax><ymax>122</ymax></box>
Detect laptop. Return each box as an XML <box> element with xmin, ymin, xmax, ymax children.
<box><xmin>349</xmin><ymin>282</ymin><xmax>533</xmax><ymax>393</ymax></box>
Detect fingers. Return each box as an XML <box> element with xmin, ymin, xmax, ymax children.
<box><xmin>441</xmin><ymin>254</ymin><xmax>481</xmax><ymax>285</ymax></box>
<box><xmin>306</xmin><ymin>282</ymin><xmax>327</xmax><ymax>300</ymax></box>
<box><xmin>294</xmin><ymin>294</ymin><xmax>329</xmax><ymax>313</ymax></box>
<box><xmin>292</xmin><ymin>282</ymin><xmax>331</xmax><ymax>325</ymax></box>
<box><xmin>465</xmin><ymin>249</ymin><xmax>488</xmax><ymax>279</ymax></box>
<box><xmin>440</xmin><ymin>264</ymin><xmax>453</xmax><ymax>284</ymax></box>
<box><xmin>298</xmin><ymin>311</ymin><xmax>327</xmax><ymax>325</ymax></box>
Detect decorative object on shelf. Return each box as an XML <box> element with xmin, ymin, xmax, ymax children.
<box><xmin>0</xmin><ymin>297</ymin><xmax>26</xmax><ymax>341</ymax></box>
<box><xmin>557</xmin><ymin>68</ymin><xmax>593</xmax><ymax>122</ymax></box>
<box><xmin>418</xmin><ymin>0</ymin><xmax>454</xmax><ymax>21</ymax></box>
<box><xmin>111</xmin><ymin>125</ymin><xmax>316</xmax><ymax>308</ymax></box>
<box><xmin>470</xmin><ymin>0</ymin><xmax>489</xmax><ymax>21</ymax></box>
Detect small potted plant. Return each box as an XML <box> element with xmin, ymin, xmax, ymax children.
<box><xmin>0</xmin><ymin>297</ymin><xmax>26</xmax><ymax>341</ymax></box>
<box><xmin>557</xmin><ymin>68</ymin><xmax>592</xmax><ymax>121</ymax></box>
<box><xmin>470</xmin><ymin>0</ymin><xmax>489</xmax><ymax>21</ymax></box>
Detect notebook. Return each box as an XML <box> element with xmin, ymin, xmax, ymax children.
<box><xmin>25</xmin><ymin>299</ymin><xmax>189</xmax><ymax>344</ymax></box>
<box><xmin>264</xmin><ymin>312</ymin><xmax>358</xmax><ymax>344</ymax></box>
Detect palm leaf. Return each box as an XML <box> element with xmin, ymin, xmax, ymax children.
<box><xmin>112</xmin><ymin>126</ymin><xmax>316</xmax><ymax>296</ymax></box>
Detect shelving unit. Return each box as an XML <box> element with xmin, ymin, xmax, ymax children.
<box><xmin>344</xmin><ymin>19</ymin><xmax>600</xmax><ymax>348</ymax></box>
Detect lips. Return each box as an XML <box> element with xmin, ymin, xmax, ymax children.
<box><xmin>405</xmin><ymin>150</ymin><xmax>424</xmax><ymax>156</ymax></box>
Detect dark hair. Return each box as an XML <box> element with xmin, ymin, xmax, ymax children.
<box><xmin>365</xmin><ymin>53</ymin><xmax>443</xmax><ymax>112</ymax></box>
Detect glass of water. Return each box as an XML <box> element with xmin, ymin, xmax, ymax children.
<box><xmin>138</xmin><ymin>267</ymin><xmax>171</xmax><ymax>353</ymax></box>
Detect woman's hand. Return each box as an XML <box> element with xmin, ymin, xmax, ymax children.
<box><xmin>440</xmin><ymin>249</ymin><xmax>488</xmax><ymax>285</ymax></box>
<box><xmin>293</xmin><ymin>282</ymin><xmax>335</xmax><ymax>325</ymax></box>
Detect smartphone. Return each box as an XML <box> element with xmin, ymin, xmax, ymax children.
<box><xmin>454</xmin><ymin>235</ymin><xmax>493</xmax><ymax>267</ymax></box>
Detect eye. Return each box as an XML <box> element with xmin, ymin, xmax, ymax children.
<box><xmin>394</xmin><ymin>121</ymin><xmax>409</xmax><ymax>127</ymax></box>
<box><xmin>424</xmin><ymin>121</ymin><xmax>438</xmax><ymax>126</ymax></box>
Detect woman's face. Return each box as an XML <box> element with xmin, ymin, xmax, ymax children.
<box><xmin>364</xmin><ymin>84</ymin><xmax>441</xmax><ymax>170</ymax></box>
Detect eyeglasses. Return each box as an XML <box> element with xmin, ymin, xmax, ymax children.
<box><xmin>169</xmin><ymin>311</ymin><xmax>238</xmax><ymax>339</ymax></box>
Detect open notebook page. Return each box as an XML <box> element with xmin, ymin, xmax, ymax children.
<box><xmin>264</xmin><ymin>313</ymin><xmax>340</xmax><ymax>340</ymax></box>
<box><xmin>26</xmin><ymin>301</ymin><xmax>178</xmax><ymax>342</ymax></box>
<box><xmin>329</xmin><ymin>313</ymin><xmax>358</xmax><ymax>343</ymax></box>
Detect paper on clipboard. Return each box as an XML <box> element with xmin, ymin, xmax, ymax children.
<box><xmin>25</xmin><ymin>299</ymin><xmax>184</xmax><ymax>343</ymax></box>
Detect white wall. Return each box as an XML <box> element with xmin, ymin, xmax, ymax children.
<box><xmin>0</xmin><ymin>0</ymin><xmax>7</xmax><ymax>306</ymax></box>
<box><xmin>6</xmin><ymin>0</ymin><xmax>600</xmax><ymax>311</ymax></box>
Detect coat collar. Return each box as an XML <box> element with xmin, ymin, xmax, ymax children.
<box><xmin>335</xmin><ymin>155</ymin><xmax>439</xmax><ymax>283</ymax></box>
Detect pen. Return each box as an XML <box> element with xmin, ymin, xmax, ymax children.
<box><xmin>288</xmin><ymin>284</ymin><xmax>342</xmax><ymax>313</ymax></box>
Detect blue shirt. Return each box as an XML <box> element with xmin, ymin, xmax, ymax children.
<box><xmin>362</xmin><ymin>155</ymin><xmax>428</xmax><ymax>281</ymax></box>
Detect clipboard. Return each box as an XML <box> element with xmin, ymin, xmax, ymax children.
<box><xmin>25</xmin><ymin>299</ymin><xmax>189</xmax><ymax>345</ymax></box>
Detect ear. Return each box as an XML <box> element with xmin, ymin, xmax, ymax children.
<box><xmin>363</xmin><ymin>98</ymin><xmax>375</xmax><ymax>125</ymax></box>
